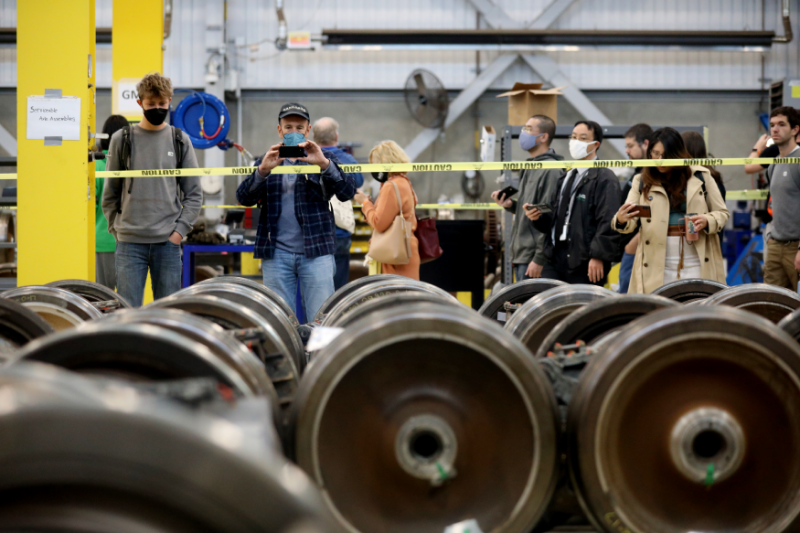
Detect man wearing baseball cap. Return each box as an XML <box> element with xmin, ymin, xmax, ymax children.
<box><xmin>236</xmin><ymin>103</ymin><xmax>357</xmax><ymax>320</ymax></box>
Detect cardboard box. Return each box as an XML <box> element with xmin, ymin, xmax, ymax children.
<box><xmin>497</xmin><ymin>83</ymin><xmax>565</xmax><ymax>126</ymax></box>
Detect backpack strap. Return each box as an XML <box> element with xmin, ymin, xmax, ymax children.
<box><xmin>694</xmin><ymin>170</ymin><xmax>707</xmax><ymax>195</ymax></box>
<box><xmin>171</xmin><ymin>126</ymin><xmax>185</xmax><ymax>169</ymax></box>
<box><xmin>119</xmin><ymin>125</ymin><xmax>132</xmax><ymax>171</ymax></box>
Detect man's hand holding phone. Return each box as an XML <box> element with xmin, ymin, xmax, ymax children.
<box><xmin>523</xmin><ymin>203</ymin><xmax>550</xmax><ymax>221</ymax></box>
<box><xmin>258</xmin><ymin>144</ymin><xmax>284</xmax><ymax>176</ymax></box>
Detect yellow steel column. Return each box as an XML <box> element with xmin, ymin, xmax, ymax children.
<box><xmin>113</xmin><ymin>0</ymin><xmax>163</xmax><ymax>302</ymax></box>
<box><xmin>112</xmin><ymin>0</ymin><xmax>163</xmax><ymax>118</ymax></box>
<box><xmin>17</xmin><ymin>0</ymin><xmax>96</xmax><ymax>285</ymax></box>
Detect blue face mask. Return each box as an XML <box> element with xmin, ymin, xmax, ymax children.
<box><xmin>282</xmin><ymin>132</ymin><xmax>306</xmax><ymax>146</ymax></box>
<box><xmin>519</xmin><ymin>131</ymin><xmax>544</xmax><ymax>152</ymax></box>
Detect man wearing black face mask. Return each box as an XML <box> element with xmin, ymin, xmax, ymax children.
<box><xmin>103</xmin><ymin>72</ymin><xmax>202</xmax><ymax>307</ymax></box>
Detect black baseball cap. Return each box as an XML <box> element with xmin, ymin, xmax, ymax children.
<box><xmin>278</xmin><ymin>102</ymin><xmax>310</xmax><ymax>122</ymax></box>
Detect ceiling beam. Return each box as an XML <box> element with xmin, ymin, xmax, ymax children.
<box><xmin>465</xmin><ymin>0</ymin><xmax>520</xmax><ymax>29</ymax></box>
<box><xmin>404</xmin><ymin>53</ymin><xmax>519</xmax><ymax>161</ymax></box>
<box><xmin>527</xmin><ymin>0</ymin><xmax>580</xmax><ymax>29</ymax></box>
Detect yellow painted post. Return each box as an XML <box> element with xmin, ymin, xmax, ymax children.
<box><xmin>17</xmin><ymin>0</ymin><xmax>96</xmax><ymax>285</ymax></box>
<box><xmin>241</xmin><ymin>253</ymin><xmax>261</xmax><ymax>276</ymax></box>
<box><xmin>113</xmin><ymin>0</ymin><xmax>163</xmax><ymax>303</ymax></box>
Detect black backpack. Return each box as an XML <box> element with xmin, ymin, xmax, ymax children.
<box><xmin>117</xmin><ymin>124</ymin><xmax>186</xmax><ymax>172</ymax></box>
<box><xmin>116</xmin><ymin>125</ymin><xmax>186</xmax><ymax>211</ymax></box>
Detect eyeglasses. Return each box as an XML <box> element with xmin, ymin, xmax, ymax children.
<box><xmin>522</xmin><ymin>126</ymin><xmax>537</xmax><ymax>134</ymax></box>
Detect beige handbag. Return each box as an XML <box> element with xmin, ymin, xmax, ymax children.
<box><xmin>367</xmin><ymin>180</ymin><xmax>412</xmax><ymax>265</ymax></box>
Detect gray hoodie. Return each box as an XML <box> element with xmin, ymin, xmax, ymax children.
<box><xmin>102</xmin><ymin>125</ymin><xmax>202</xmax><ymax>243</ymax></box>
<box><xmin>506</xmin><ymin>149</ymin><xmax>566</xmax><ymax>265</ymax></box>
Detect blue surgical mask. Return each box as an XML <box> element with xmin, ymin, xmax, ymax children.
<box><xmin>519</xmin><ymin>131</ymin><xmax>543</xmax><ymax>152</ymax></box>
<box><xmin>282</xmin><ymin>132</ymin><xmax>306</xmax><ymax>146</ymax></box>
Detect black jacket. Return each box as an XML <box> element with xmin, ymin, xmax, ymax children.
<box><xmin>531</xmin><ymin>167</ymin><xmax>622</xmax><ymax>272</ymax></box>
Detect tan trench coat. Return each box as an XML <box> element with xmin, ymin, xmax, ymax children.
<box><xmin>612</xmin><ymin>166</ymin><xmax>729</xmax><ymax>294</ymax></box>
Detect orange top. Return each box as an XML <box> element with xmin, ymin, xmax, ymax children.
<box><xmin>361</xmin><ymin>175</ymin><xmax>420</xmax><ymax>280</ymax></box>
<box><xmin>361</xmin><ymin>175</ymin><xmax>418</xmax><ymax>235</ymax></box>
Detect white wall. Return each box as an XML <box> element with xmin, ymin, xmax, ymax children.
<box><xmin>0</xmin><ymin>0</ymin><xmax>797</xmax><ymax>91</ymax></box>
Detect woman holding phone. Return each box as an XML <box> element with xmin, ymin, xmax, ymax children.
<box><xmin>612</xmin><ymin>128</ymin><xmax>729</xmax><ymax>294</ymax></box>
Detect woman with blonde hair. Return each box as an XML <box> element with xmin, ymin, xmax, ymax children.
<box><xmin>353</xmin><ymin>141</ymin><xmax>420</xmax><ymax>280</ymax></box>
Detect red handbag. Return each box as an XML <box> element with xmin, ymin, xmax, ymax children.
<box><xmin>415</xmin><ymin>217</ymin><xmax>443</xmax><ymax>264</ymax></box>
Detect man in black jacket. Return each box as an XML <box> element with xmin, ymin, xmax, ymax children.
<box><xmin>524</xmin><ymin>120</ymin><xmax>621</xmax><ymax>285</ymax></box>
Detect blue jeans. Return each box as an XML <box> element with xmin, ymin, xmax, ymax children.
<box><xmin>115</xmin><ymin>241</ymin><xmax>182</xmax><ymax>307</ymax></box>
<box><xmin>262</xmin><ymin>248</ymin><xmax>335</xmax><ymax>321</ymax></box>
<box><xmin>514</xmin><ymin>263</ymin><xmax>530</xmax><ymax>283</ymax></box>
<box><xmin>334</xmin><ymin>234</ymin><xmax>352</xmax><ymax>290</ymax></box>
<box><xmin>618</xmin><ymin>252</ymin><xmax>635</xmax><ymax>294</ymax></box>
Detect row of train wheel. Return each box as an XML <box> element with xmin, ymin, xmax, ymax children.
<box><xmin>1</xmin><ymin>274</ymin><xmax>800</xmax><ymax>532</ymax></box>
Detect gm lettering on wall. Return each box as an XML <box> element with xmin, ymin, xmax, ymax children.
<box><xmin>112</xmin><ymin>78</ymin><xmax>143</xmax><ymax>118</ymax></box>
<box><xmin>26</xmin><ymin>96</ymin><xmax>81</xmax><ymax>141</ymax></box>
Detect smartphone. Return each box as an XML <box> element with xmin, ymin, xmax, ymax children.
<box><xmin>525</xmin><ymin>203</ymin><xmax>553</xmax><ymax>215</ymax></box>
<box><xmin>633</xmin><ymin>204</ymin><xmax>652</xmax><ymax>218</ymax></box>
<box><xmin>497</xmin><ymin>185</ymin><xmax>519</xmax><ymax>199</ymax></box>
<box><xmin>278</xmin><ymin>145</ymin><xmax>306</xmax><ymax>159</ymax></box>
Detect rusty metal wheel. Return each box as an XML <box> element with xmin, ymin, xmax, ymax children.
<box><xmin>651</xmin><ymin>278</ymin><xmax>728</xmax><ymax>303</ymax></box>
<box><xmin>147</xmin><ymin>295</ymin><xmax>299</xmax><ymax>421</ymax></box>
<box><xmin>779</xmin><ymin>308</ymin><xmax>800</xmax><ymax>342</ymax></box>
<box><xmin>478</xmin><ymin>279</ymin><xmax>568</xmax><ymax>323</ymax></box>
<box><xmin>535</xmin><ymin>294</ymin><xmax>678</xmax><ymax>415</ymax></box>
<box><xmin>12</xmin><ymin>322</ymin><xmax>257</xmax><ymax>397</ymax></box>
<box><xmin>0</xmin><ymin>362</ymin><xmax>336</xmax><ymax>533</ymax></box>
<box><xmin>3</xmin><ymin>286</ymin><xmax>104</xmax><ymax>330</ymax></box>
<box><xmin>568</xmin><ymin>306</ymin><xmax>800</xmax><ymax>533</ymax></box>
<box><xmin>504</xmin><ymin>285</ymin><xmax>617</xmax><ymax>355</ymax></box>
<box><xmin>46</xmin><ymin>279</ymin><xmax>132</xmax><ymax>312</ymax></box>
<box><xmin>319</xmin><ymin>279</ymin><xmax>456</xmax><ymax>327</ymax></box>
<box><xmin>173</xmin><ymin>283</ymin><xmax>306</xmax><ymax>374</ymax></box>
<box><xmin>312</xmin><ymin>274</ymin><xmax>406</xmax><ymax>323</ymax></box>
<box><xmin>0</xmin><ymin>299</ymin><xmax>53</xmax><ymax>355</ymax></box>
<box><xmin>701</xmin><ymin>283</ymin><xmax>800</xmax><ymax>323</ymax></box>
<box><xmin>196</xmin><ymin>276</ymin><xmax>300</xmax><ymax>327</ymax></box>
<box><xmin>326</xmin><ymin>292</ymin><xmax>463</xmax><ymax>329</ymax></box>
<box><xmin>291</xmin><ymin>302</ymin><xmax>559</xmax><ymax>533</ymax></box>
<box><xmin>100</xmin><ymin>308</ymin><xmax>279</xmax><ymax>418</ymax></box>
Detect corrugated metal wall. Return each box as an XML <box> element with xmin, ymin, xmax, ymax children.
<box><xmin>0</xmin><ymin>0</ymin><xmax>797</xmax><ymax>91</ymax></box>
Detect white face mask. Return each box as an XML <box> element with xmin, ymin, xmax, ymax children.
<box><xmin>569</xmin><ymin>139</ymin><xmax>597</xmax><ymax>160</ymax></box>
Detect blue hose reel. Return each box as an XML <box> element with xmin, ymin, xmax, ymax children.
<box><xmin>172</xmin><ymin>92</ymin><xmax>231</xmax><ymax>150</ymax></box>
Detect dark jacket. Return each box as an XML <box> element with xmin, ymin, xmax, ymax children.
<box><xmin>235</xmin><ymin>159</ymin><xmax>356</xmax><ymax>260</ymax></box>
<box><xmin>506</xmin><ymin>150</ymin><xmax>565</xmax><ymax>265</ymax></box>
<box><xmin>532</xmin><ymin>166</ymin><xmax>622</xmax><ymax>272</ymax></box>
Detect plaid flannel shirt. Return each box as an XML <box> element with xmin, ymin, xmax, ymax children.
<box><xmin>236</xmin><ymin>158</ymin><xmax>356</xmax><ymax>260</ymax></box>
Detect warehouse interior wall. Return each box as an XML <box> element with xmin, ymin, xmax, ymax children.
<box><xmin>0</xmin><ymin>89</ymin><xmax>766</xmax><ymax>204</ymax></box>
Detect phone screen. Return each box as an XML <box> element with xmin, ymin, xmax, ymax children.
<box><xmin>498</xmin><ymin>185</ymin><xmax>519</xmax><ymax>198</ymax></box>
<box><xmin>279</xmin><ymin>145</ymin><xmax>306</xmax><ymax>159</ymax></box>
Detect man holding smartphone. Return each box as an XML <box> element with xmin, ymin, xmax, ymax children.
<box><xmin>525</xmin><ymin>120</ymin><xmax>621</xmax><ymax>285</ymax></box>
<box><xmin>491</xmin><ymin>115</ymin><xmax>564</xmax><ymax>282</ymax></box>
<box><xmin>236</xmin><ymin>103</ymin><xmax>356</xmax><ymax>320</ymax></box>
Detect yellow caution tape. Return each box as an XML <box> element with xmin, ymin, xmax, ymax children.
<box><xmin>0</xmin><ymin>191</ymin><xmax>770</xmax><ymax>212</ymax></box>
<box><xmin>2</xmin><ymin>156</ymin><xmax>794</xmax><ymax>181</ymax></box>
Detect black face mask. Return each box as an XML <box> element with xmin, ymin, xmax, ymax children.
<box><xmin>371</xmin><ymin>171</ymin><xmax>388</xmax><ymax>183</ymax></box>
<box><xmin>143</xmin><ymin>107</ymin><xmax>169</xmax><ymax>126</ymax></box>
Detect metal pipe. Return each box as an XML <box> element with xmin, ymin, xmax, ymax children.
<box><xmin>275</xmin><ymin>0</ymin><xmax>288</xmax><ymax>50</ymax></box>
<box><xmin>164</xmin><ymin>0</ymin><xmax>173</xmax><ymax>41</ymax></box>
<box><xmin>773</xmin><ymin>0</ymin><xmax>793</xmax><ymax>43</ymax></box>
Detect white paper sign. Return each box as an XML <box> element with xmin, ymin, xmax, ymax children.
<box><xmin>113</xmin><ymin>78</ymin><xmax>143</xmax><ymax>117</ymax></box>
<box><xmin>26</xmin><ymin>96</ymin><xmax>81</xmax><ymax>141</ymax></box>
